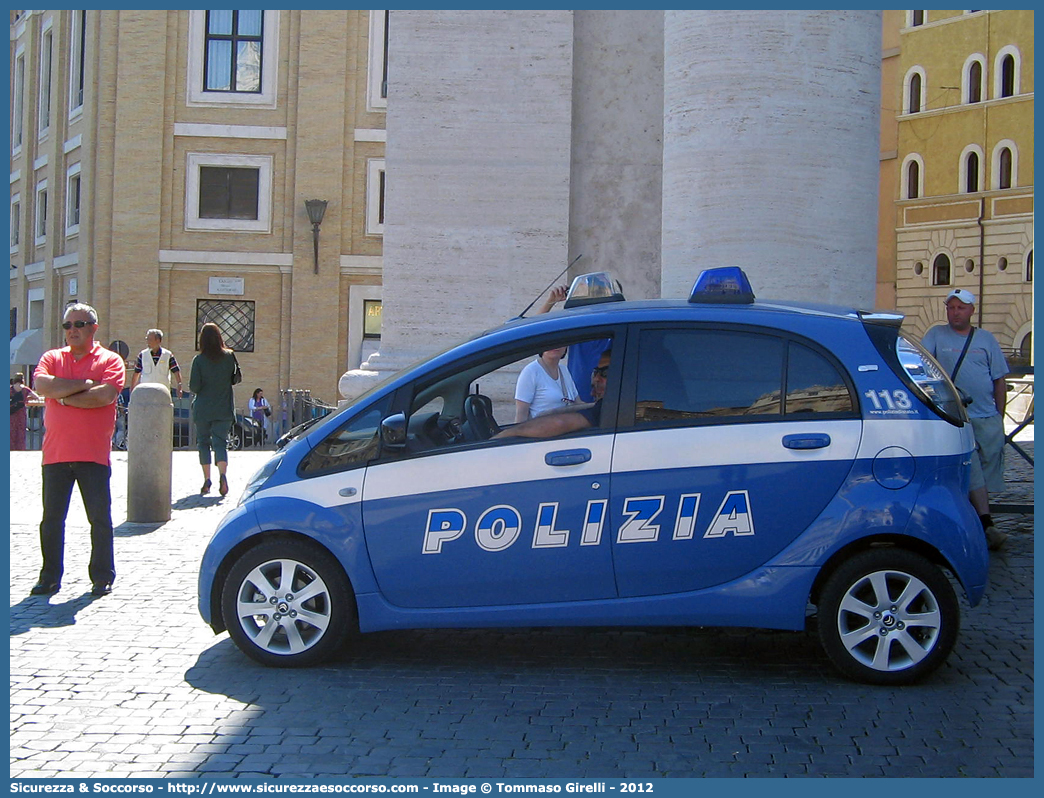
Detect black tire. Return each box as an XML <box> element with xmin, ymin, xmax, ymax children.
<box><xmin>817</xmin><ymin>548</ymin><xmax>959</xmax><ymax>685</ymax></box>
<box><xmin>226</xmin><ymin>426</ymin><xmax>243</xmax><ymax>451</ymax></box>
<box><xmin>220</xmin><ymin>539</ymin><xmax>356</xmax><ymax>667</ymax></box>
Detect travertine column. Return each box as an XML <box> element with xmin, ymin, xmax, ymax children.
<box><xmin>661</xmin><ymin>10</ymin><xmax>881</xmax><ymax>306</ymax></box>
<box><xmin>340</xmin><ymin>10</ymin><xmax>574</xmax><ymax>400</ymax></box>
<box><xmin>569</xmin><ymin>10</ymin><xmax>664</xmax><ymax>301</ymax></box>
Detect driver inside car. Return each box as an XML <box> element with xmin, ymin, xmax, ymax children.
<box><xmin>494</xmin><ymin>348</ymin><xmax>610</xmax><ymax>440</ymax></box>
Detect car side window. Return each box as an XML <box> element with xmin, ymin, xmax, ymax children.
<box><xmin>406</xmin><ymin>352</ymin><xmax>533</xmax><ymax>451</ymax></box>
<box><xmin>635</xmin><ymin>329</ymin><xmax>784</xmax><ymax>423</ymax></box>
<box><xmin>299</xmin><ymin>398</ymin><xmax>390</xmax><ymax>476</ymax></box>
<box><xmin>400</xmin><ymin>333</ymin><xmax>615</xmax><ymax>454</ymax></box>
<box><xmin>785</xmin><ymin>342</ymin><xmax>855</xmax><ymax>415</ymax></box>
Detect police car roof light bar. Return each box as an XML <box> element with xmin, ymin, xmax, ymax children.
<box><xmin>688</xmin><ymin>267</ymin><xmax>756</xmax><ymax>304</ymax></box>
<box><xmin>563</xmin><ymin>271</ymin><xmax>626</xmax><ymax>309</ymax></box>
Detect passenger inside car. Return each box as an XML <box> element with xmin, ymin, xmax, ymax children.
<box><xmin>494</xmin><ymin>348</ymin><xmax>610</xmax><ymax>440</ymax></box>
<box><xmin>513</xmin><ymin>346</ymin><xmax>580</xmax><ymax>422</ymax></box>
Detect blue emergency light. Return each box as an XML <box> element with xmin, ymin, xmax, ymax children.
<box><xmin>688</xmin><ymin>267</ymin><xmax>756</xmax><ymax>304</ymax></box>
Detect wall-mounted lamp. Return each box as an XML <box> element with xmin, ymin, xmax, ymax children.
<box><xmin>304</xmin><ymin>199</ymin><xmax>328</xmax><ymax>274</ymax></box>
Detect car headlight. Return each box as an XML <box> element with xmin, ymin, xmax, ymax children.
<box><xmin>238</xmin><ymin>452</ymin><xmax>284</xmax><ymax>506</ymax></box>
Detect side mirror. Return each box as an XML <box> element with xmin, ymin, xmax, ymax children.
<box><xmin>380</xmin><ymin>413</ymin><xmax>407</xmax><ymax>448</ymax></box>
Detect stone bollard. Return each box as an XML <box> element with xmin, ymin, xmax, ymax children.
<box><xmin>127</xmin><ymin>383</ymin><xmax>173</xmax><ymax>522</ymax></box>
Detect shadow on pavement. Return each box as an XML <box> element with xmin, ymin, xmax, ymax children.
<box><xmin>171</xmin><ymin>494</ymin><xmax>229</xmax><ymax>511</ymax></box>
<box><xmin>9</xmin><ymin>591</ymin><xmax>104</xmax><ymax>636</ymax></box>
<box><xmin>184</xmin><ymin>624</ymin><xmax>852</xmax><ymax>705</ymax></box>
<box><xmin>178</xmin><ymin>625</ymin><xmax>994</xmax><ymax>777</ymax></box>
<box><xmin>114</xmin><ymin>521</ymin><xmax>165</xmax><ymax>538</ymax></box>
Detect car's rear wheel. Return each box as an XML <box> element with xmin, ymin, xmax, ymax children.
<box><xmin>220</xmin><ymin>539</ymin><xmax>355</xmax><ymax>667</ymax></box>
<box><xmin>226</xmin><ymin>425</ymin><xmax>242</xmax><ymax>451</ymax></box>
<box><xmin>817</xmin><ymin>548</ymin><xmax>958</xmax><ymax>685</ymax></box>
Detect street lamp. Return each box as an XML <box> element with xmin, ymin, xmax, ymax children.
<box><xmin>304</xmin><ymin>199</ymin><xmax>328</xmax><ymax>274</ymax></box>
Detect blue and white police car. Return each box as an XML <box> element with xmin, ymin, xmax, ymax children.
<box><xmin>198</xmin><ymin>268</ymin><xmax>987</xmax><ymax>685</ymax></box>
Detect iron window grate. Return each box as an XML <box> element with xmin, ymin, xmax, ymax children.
<box><xmin>197</xmin><ymin>299</ymin><xmax>255</xmax><ymax>352</ymax></box>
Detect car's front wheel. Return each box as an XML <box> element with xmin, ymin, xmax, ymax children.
<box><xmin>817</xmin><ymin>548</ymin><xmax>959</xmax><ymax>685</ymax></box>
<box><xmin>220</xmin><ymin>539</ymin><xmax>355</xmax><ymax>667</ymax></box>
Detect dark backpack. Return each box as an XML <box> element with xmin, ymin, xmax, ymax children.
<box><xmin>11</xmin><ymin>389</ymin><xmax>25</xmax><ymax>415</ymax></box>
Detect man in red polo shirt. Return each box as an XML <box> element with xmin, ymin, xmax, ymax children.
<box><xmin>31</xmin><ymin>303</ymin><xmax>126</xmax><ymax>597</ymax></box>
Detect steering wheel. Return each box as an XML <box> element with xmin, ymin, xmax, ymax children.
<box><xmin>463</xmin><ymin>394</ymin><xmax>500</xmax><ymax>440</ymax></box>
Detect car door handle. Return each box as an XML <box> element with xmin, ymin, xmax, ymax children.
<box><xmin>545</xmin><ymin>449</ymin><xmax>592</xmax><ymax>467</ymax></box>
<box><xmin>782</xmin><ymin>433</ymin><xmax>831</xmax><ymax>450</ymax></box>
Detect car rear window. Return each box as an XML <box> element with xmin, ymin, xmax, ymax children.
<box><xmin>634</xmin><ymin>328</ymin><xmax>853</xmax><ymax>425</ymax></box>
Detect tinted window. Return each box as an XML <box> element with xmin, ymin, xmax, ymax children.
<box><xmin>406</xmin><ymin>333</ymin><xmax>615</xmax><ymax>451</ymax></box>
<box><xmin>635</xmin><ymin>329</ymin><xmax>784</xmax><ymax>423</ymax></box>
<box><xmin>785</xmin><ymin>343</ymin><xmax>854</xmax><ymax>415</ymax></box>
<box><xmin>199</xmin><ymin>166</ymin><xmax>260</xmax><ymax>219</ymax></box>
<box><xmin>299</xmin><ymin>398</ymin><xmax>390</xmax><ymax>475</ymax></box>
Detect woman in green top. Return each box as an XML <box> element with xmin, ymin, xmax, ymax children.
<box><xmin>189</xmin><ymin>323</ymin><xmax>237</xmax><ymax>496</ymax></box>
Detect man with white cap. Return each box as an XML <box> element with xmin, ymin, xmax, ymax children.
<box><xmin>922</xmin><ymin>288</ymin><xmax>1010</xmax><ymax>550</ymax></box>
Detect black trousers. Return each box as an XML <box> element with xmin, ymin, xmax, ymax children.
<box><xmin>39</xmin><ymin>462</ymin><xmax>115</xmax><ymax>586</ymax></box>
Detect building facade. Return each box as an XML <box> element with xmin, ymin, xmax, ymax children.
<box><xmin>341</xmin><ymin>9</ymin><xmax>883</xmax><ymax>399</ymax></box>
<box><xmin>10</xmin><ymin>9</ymin><xmax>388</xmax><ymax>403</ymax></box>
<box><xmin>13</xmin><ymin>10</ymin><xmax>1029</xmax><ymax>411</ymax></box>
<box><xmin>890</xmin><ymin>9</ymin><xmax>1033</xmax><ymax>365</ymax></box>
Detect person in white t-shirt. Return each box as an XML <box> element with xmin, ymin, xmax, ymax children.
<box><xmin>514</xmin><ymin>347</ymin><xmax>580</xmax><ymax>422</ymax></box>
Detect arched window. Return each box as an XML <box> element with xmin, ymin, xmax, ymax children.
<box><xmin>907</xmin><ymin>160</ymin><xmax>920</xmax><ymax>199</ymax></box>
<box><xmin>903</xmin><ymin>67</ymin><xmax>927</xmax><ymax>114</ymax></box>
<box><xmin>965</xmin><ymin>151</ymin><xmax>979</xmax><ymax>193</ymax></box>
<box><xmin>1027</xmin><ymin>249</ymin><xmax>1033</xmax><ymax>283</ymax></box>
<box><xmin>994</xmin><ymin>46</ymin><xmax>1021</xmax><ymax>99</ymax></box>
<box><xmin>909</xmin><ymin>72</ymin><xmax>922</xmax><ymax>113</ymax></box>
<box><xmin>1000</xmin><ymin>54</ymin><xmax>1016</xmax><ymax>97</ymax></box>
<box><xmin>932</xmin><ymin>254</ymin><xmax>951</xmax><ymax>286</ymax></box>
<box><xmin>998</xmin><ymin>148</ymin><xmax>1013</xmax><ymax>189</ymax></box>
<box><xmin>966</xmin><ymin>60</ymin><xmax>983</xmax><ymax>103</ymax></box>
<box><xmin>902</xmin><ymin>154</ymin><xmax>924</xmax><ymax>200</ymax></box>
<box><xmin>992</xmin><ymin>141</ymin><xmax>1018</xmax><ymax>190</ymax></box>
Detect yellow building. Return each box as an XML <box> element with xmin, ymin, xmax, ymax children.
<box><xmin>11</xmin><ymin>9</ymin><xmax>1032</xmax><ymax>408</ymax></box>
<box><xmin>888</xmin><ymin>10</ymin><xmax>1033</xmax><ymax>365</ymax></box>
<box><xmin>9</xmin><ymin>10</ymin><xmax>387</xmax><ymax>404</ymax></box>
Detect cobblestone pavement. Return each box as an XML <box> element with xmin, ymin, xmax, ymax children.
<box><xmin>9</xmin><ymin>439</ymin><xmax>1034</xmax><ymax>779</ymax></box>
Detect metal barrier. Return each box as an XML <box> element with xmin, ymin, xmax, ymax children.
<box><xmin>165</xmin><ymin>389</ymin><xmax>334</xmax><ymax>452</ymax></box>
<box><xmin>276</xmin><ymin>389</ymin><xmax>336</xmax><ymax>440</ymax></box>
<box><xmin>22</xmin><ymin>404</ymin><xmax>44</xmax><ymax>451</ymax></box>
<box><xmin>16</xmin><ymin>390</ymin><xmax>334</xmax><ymax>453</ymax></box>
<box><xmin>1004</xmin><ymin>375</ymin><xmax>1033</xmax><ymax>466</ymax></box>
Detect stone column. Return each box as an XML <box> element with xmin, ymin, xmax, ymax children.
<box><xmin>661</xmin><ymin>10</ymin><xmax>881</xmax><ymax>306</ymax></box>
<box><xmin>340</xmin><ymin>9</ymin><xmax>574</xmax><ymax>400</ymax></box>
<box><xmin>569</xmin><ymin>10</ymin><xmax>664</xmax><ymax>301</ymax></box>
<box><xmin>127</xmin><ymin>383</ymin><xmax>173</xmax><ymax>523</ymax></box>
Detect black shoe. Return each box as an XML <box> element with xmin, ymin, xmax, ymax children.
<box><xmin>30</xmin><ymin>580</ymin><xmax>60</xmax><ymax>596</ymax></box>
<box><xmin>91</xmin><ymin>583</ymin><xmax>113</xmax><ymax>597</ymax></box>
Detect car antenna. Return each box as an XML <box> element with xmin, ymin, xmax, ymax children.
<box><xmin>516</xmin><ymin>253</ymin><xmax>583</xmax><ymax>319</ymax></box>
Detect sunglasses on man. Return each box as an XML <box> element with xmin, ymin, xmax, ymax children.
<box><xmin>61</xmin><ymin>320</ymin><xmax>93</xmax><ymax>329</ymax></box>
